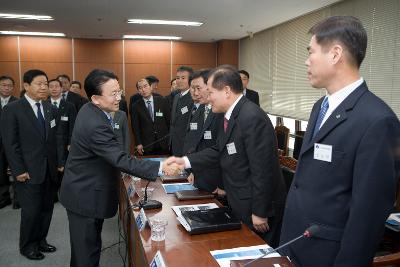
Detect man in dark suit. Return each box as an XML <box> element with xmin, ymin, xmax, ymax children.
<box><xmin>170</xmin><ymin>66</ymin><xmax>194</xmax><ymax>156</ymax></box>
<box><xmin>166</xmin><ymin>78</ymin><xmax>179</xmax><ymax>109</ymax></box>
<box><xmin>131</xmin><ymin>78</ymin><xmax>170</xmax><ymax>156</ymax></box>
<box><xmin>1</xmin><ymin>69</ymin><xmax>64</xmax><ymax>260</ymax></box>
<box><xmin>183</xmin><ymin>70</ymin><xmax>225</xmax><ymax>194</ymax></box>
<box><xmin>0</xmin><ymin>75</ymin><xmax>18</xmax><ymax>208</ymax></box>
<box><xmin>111</xmin><ymin>110</ymin><xmax>130</xmax><ymax>153</ymax></box>
<box><xmin>47</xmin><ymin>79</ymin><xmax>77</xmax><ymax>190</ymax></box>
<box><xmin>279</xmin><ymin>16</ymin><xmax>400</xmax><ymax>267</ymax></box>
<box><xmin>167</xmin><ymin>66</ymin><xmax>286</xmax><ymax>247</ymax></box>
<box><xmin>57</xmin><ymin>74</ymin><xmax>88</xmax><ymax>112</ymax></box>
<box><xmin>59</xmin><ymin>69</ymin><xmax>178</xmax><ymax>267</ymax></box>
<box><xmin>238</xmin><ymin>70</ymin><xmax>260</xmax><ymax>106</ymax></box>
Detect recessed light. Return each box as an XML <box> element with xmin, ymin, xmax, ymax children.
<box><xmin>123</xmin><ymin>35</ymin><xmax>181</xmax><ymax>40</ymax></box>
<box><xmin>0</xmin><ymin>31</ymin><xmax>65</xmax><ymax>37</ymax></box>
<box><xmin>127</xmin><ymin>19</ymin><xmax>202</xmax><ymax>27</ymax></box>
<box><xmin>0</xmin><ymin>13</ymin><xmax>53</xmax><ymax>21</ymax></box>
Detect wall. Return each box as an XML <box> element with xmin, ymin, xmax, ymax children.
<box><xmin>0</xmin><ymin>37</ymin><xmax>239</xmax><ymax>100</ymax></box>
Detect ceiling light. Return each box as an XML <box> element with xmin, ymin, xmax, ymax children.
<box><xmin>0</xmin><ymin>13</ymin><xmax>53</xmax><ymax>20</ymax></box>
<box><xmin>0</xmin><ymin>31</ymin><xmax>65</xmax><ymax>37</ymax></box>
<box><xmin>127</xmin><ymin>19</ymin><xmax>203</xmax><ymax>27</ymax></box>
<box><xmin>123</xmin><ymin>35</ymin><xmax>181</xmax><ymax>40</ymax></box>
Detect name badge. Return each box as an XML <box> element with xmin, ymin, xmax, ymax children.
<box><xmin>61</xmin><ymin>116</ymin><xmax>69</xmax><ymax>121</ymax></box>
<box><xmin>150</xmin><ymin>251</ymin><xmax>167</xmax><ymax>267</ymax></box>
<box><xmin>156</xmin><ymin>112</ymin><xmax>163</xmax><ymax>117</ymax></box>
<box><xmin>135</xmin><ymin>208</ymin><xmax>148</xmax><ymax>232</ymax></box>
<box><xmin>226</xmin><ymin>142</ymin><xmax>237</xmax><ymax>155</ymax></box>
<box><xmin>204</xmin><ymin>130</ymin><xmax>212</xmax><ymax>140</ymax></box>
<box><xmin>190</xmin><ymin>123</ymin><xmax>198</xmax><ymax>130</ymax></box>
<box><xmin>114</xmin><ymin>123</ymin><xmax>120</xmax><ymax>129</ymax></box>
<box><xmin>50</xmin><ymin>119</ymin><xmax>56</xmax><ymax>128</ymax></box>
<box><xmin>314</xmin><ymin>143</ymin><xmax>332</xmax><ymax>162</ymax></box>
<box><xmin>181</xmin><ymin>106</ymin><xmax>188</xmax><ymax>114</ymax></box>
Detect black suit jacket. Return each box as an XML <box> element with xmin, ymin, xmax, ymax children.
<box><xmin>190</xmin><ymin>109</ymin><xmax>225</xmax><ymax>192</ymax></box>
<box><xmin>47</xmin><ymin>99</ymin><xmax>77</xmax><ymax>166</ymax></box>
<box><xmin>119</xmin><ymin>96</ymin><xmax>128</xmax><ymax>114</ymax></box>
<box><xmin>183</xmin><ymin>104</ymin><xmax>205</xmax><ymax>154</ymax></box>
<box><xmin>280</xmin><ymin>82</ymin><xmax>400</xmax><ymax>267</ymax></box>
<box><xmin>245</xmin><ymin>88</ymin><xmax>260</xmax><ymax>106</ymax></box>
<box><xmin>66</xmin><ymin>91</ymin><xmax>86</xmax><ymax>112</ymax></box>
<box><xmin>60</xmin><ymin>102</ymin><xmax>160</xmax><ymax>219</ymax></box>
<box><xmin>0</xmin><ymin>96</ymin><xmax>18</xmax><ymax>181</ymax></box>
<box><xmin>170</xmin><ymin>92</ymin><xmax>193</xmax><ymax>156</ymax></box>
<box><xmin>113</xmin><ymin>110</ymin><xmax>130</xmax><ymax>154</ymax></box>
<box><xmin>188</xmin><ymin>97</ymin><xmax>286</xmax><ymax>226</ymax></box>
<box><xmin>131</xmin><ymin>96</ymin><xmax>170</xmax><ymax>154</ymax></box>
<box><xmin>1</xmin><ymin>97</ymin><xmax>62</xmax><ymax>184</ymax></box>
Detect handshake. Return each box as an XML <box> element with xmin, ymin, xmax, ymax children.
<box><xmin>161</xmin><ymin>156</ymin><xmax>186</xmax><ymax>176</ymax></box>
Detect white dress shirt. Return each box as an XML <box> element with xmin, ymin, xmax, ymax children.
<box><xmin>24</xmin><ymin>94</ymin><xmax>44</xmax><ymax>118</ymax></box>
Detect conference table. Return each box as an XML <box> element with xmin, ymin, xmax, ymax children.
<box><xmin>118</xmin><ymin>170</ymin><xmax>268</xmax><ymax>267</ymax></box>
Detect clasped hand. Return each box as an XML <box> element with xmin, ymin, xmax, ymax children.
<box><xmin>162</xmin><ymin>156</ymin><xmax>186</xmax><ymax>176</ymax></box>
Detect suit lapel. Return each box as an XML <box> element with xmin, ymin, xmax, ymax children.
<box><xmin>203</xmin><ymin>111</ymin><xmax>214</xmax><ymax>130</ymax></box>
<box><xmin>171</xmin><ymin>94</ymin><xmax>179</xmax><ymax>123</ymax></box>
<box><xmin>42</xmin><ymin>101</ymin><xmax>52</xmax><ymax>140</ymax></box>
<box><xmin>300</xmin><ymin>82</ymin><xmax>368</xmax><ymax>155</ymax></box>
<box><xmin>140</xmin><ymin>98</ymin><xmax>153</xmax><ymax>122</ymax></box>
<box><xmin>21</xmin><ymin>97</ymin><xmax>44</xmax><ymax>138</ymax></box>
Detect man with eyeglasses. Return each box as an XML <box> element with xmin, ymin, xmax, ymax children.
<box><xmin>1</xmin><ymin>70</ymin><xmax>64</xmax><ymax>260</ymax></box>
<box><xmin>0</xmin><ymin>76</ymin><xmax>18</xmax><ymax>209</ymax></box>
<box><xmin>59</xmin><ymin>69</ymin><xmax>180</xmax><ymax>267</ymax></box>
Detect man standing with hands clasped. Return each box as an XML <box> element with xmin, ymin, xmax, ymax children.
<box><xmin>166</xmin><ymin>66</ymin><xmax>286</xmax><ymax>247</ymax></box>
<box><xmin>59</xmin><ymin>69</ymin><xmax>180</xmax><ymax>267</ymax></box>
<box><xmin>279</xmin><ymin>16</ymin><xmax>400</xmax><ymax>266</ymax></box>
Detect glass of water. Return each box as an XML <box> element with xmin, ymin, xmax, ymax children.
<box><xmin>150</xmin><ymin>217</ymin><xmax>168</xmax><ymax>241</ymax></box>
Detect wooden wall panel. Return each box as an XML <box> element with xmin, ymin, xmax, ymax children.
<box><xmin>124</xmin><ymin>40</ymin><xmax>170</xmax><ymax>64</ymax></box>
<box><xmin>74</xmin><ymin>39</ymin><xmax>123</xmax><ymax>63</ymax></box>
<box><xmin>0</xmin><ymin>62</ymin><xmax>20</xmax><ymax>95</ymax></box>
<box><xmin>217</xmin><ymin>40</ymin><xmax>239</xmax><ymax>67</ymax></box>
<box><xmin>172</xmin><ymin>42</ymin><xmax>216</xmax><ymax>66</ymax></box>
<box><xmin>74</xmin><ymin>63</ymin><xmax>123</xmax><ymax>88</ymax></box>
<box><xmin>125</xmin><ymin>63</ymin><xmax>171</xmax><ymax>98</ymax></box>
<box><xmin>19</xmin><ymin>37</ymin><xmax>72</xmax><ymax>62</ymax></box>
<box><xmin>0</xmin><ymin>36</ymin><xmax>18</xmax><ymax>61</ymax></box>
<box><xmin>172</xmin><ymin>64</ymin><xmax>216</xmax><ymax>74</ymax></box>
<box><xmin>20</xmin><ymin>62</ymin><xmax>73</xmax><ymax>81</ymax></box>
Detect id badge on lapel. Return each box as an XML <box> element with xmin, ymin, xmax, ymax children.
<box><xmin>226</xmin><ymin>142</ymin><xmax>237</xmax><ymax>155</ymax></box>
<box><xmin>314</xmin><ymin>143</ymin><xmax>332</xmax><ymax>162</ymax></box>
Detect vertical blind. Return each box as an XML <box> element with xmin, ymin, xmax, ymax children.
<box><xmin>240</xmin><ymin>0</ymin><xmax>400</xmax><ymax>121</ymax></box>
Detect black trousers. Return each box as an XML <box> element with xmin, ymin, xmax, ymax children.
<box><xmin>16</xmin><ymin>172</ymin><xmax>55</xmax><ymax>253</ymax></box>
<box><xmin>0</xmin><ymin>152</ymin><xmax>10</xmax><ymax>202</ymax></box>
<box><xmin>67</xmin><ymin>210</ymin><xmax>104</xmax><ymax>267</ymax></box>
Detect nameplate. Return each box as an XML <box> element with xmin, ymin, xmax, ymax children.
<box><xmin>150</xmin><ymin>251</ymin><xmax>167</xmax><ymax>267</ymax></box>
<box><xmin>135</xmin><ymin>208</ymin><xmax>148</xmax><ymax>232</ymax></box>
<box><xmin>61</xmin><ymin>116</ymin><xmax>69</xmax><ymax>121</ymax></box>
<box><xmin>156</xmin><ymin>112</ymin><xmax>163</xmax><ymax>117</ymax></box>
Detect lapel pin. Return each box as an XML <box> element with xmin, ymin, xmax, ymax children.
<box><xmin>336</xmin><ymin>114</ymin><xmax>341</xmax><ymax>119</ymax></box>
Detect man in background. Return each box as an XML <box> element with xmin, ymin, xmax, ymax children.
<box><xmin>238</xmin><ymin>70</ymin><xmax>260</xmax><ymax>106</ymax></box>
<box><xmin>279</xmin><ymin>16</ymin><xmax>400</xmax><ymax>266</ymax></box>
<box><xmin>1</xmin><ymin>70</ymin><xmax>63</xmax><ymax>260</ymax></box>
<box><xmin>170</xmin><ymin>66</ymin><xmax>194</xmax><ymax>156</ymax></box>
<box><xmin>131</xmin><ymin>78</ymin><xmax>170</xmax><ymax>156</ymax></box>
<box><xmin>70</xmin><ymin>81</ymin><xmax>85</xmax><ymax>98</ymax></box>
<box><xmin>0</xmin><ymin>76</ymin><xmax>18</xmax><ymax>209</ymax></box>
<box><xmin>57</xmin><ymin>74</ymin><xmax>87</xmax><ymax>112</ymax></box>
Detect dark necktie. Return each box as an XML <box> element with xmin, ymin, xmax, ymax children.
<box><xmin>35</xmin><ymin>102</ymin><xmax>46</xmax><ymax>137</ymax></box>
<box><xmin>146</xmin><ymin>100</ymin><xmax>154</xmax><ymax>121</ymax></box>
<box><xmin>312</xmin><ymin>97</ymin><xmax>329</xmax><ymax>138</ymax></box>
<box><xmin>53</xmin><ymin>101</ymin><xmax>58</xmax><ymax>108</ymax></box>
<box><xmin>204</xmin><ymin>106</ymin><xmax>210</xmax><ymax>122</ymax></box>
<box><xmin>108</xmin><ymin>116</ymin><xmax>114</xmax><ymax>128</ymax></box>
<box><xmin>224</xmin><ymin>117</ymin><xmax>228</xmax><ymax>133</ymax></box>
<box><xmin>62</xmin><ymin>93</ymin><xmax>66</xmax><ymax>101</ymax></box>
<box><xmin>192</xmin><ymin>105</ymin><xmax>198</xmax><ymax>115</ymax></box>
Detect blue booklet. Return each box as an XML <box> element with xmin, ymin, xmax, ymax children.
<box><xmin>162</xmin><ymin>183</ymin><xmax>197</xmax><ymax>194</ymax></box>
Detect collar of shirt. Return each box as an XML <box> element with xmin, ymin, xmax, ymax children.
<box><xmin>206</xmin><ymin>103</ymin><xmax>212</xmax><ymax>110</ymax></box>
<box><xmin>24</xmin><ymin>94</ymin><xmax>43</xmax><ymax>117</ymax></box>
<box><xmin>63</xmin><ymin>91</ymin><xmax>69</xmax><ymax>98</ymax></box>
<box><xmin>102</xmin><ymin>110</ymin><xmax>112</xmax><ymax>121</ymax></box>
<box><xmin>194</xmin><ymin>103</ymin><xmax>200</xmax><ymax>109</ymax></box>
<box><xmin>180</xmin><ymin>88</ymin><xmax>190</xmax><ymax>97</ymax></box>
<box><xmin>51</xmin><ymin>97</ymin><xmax>62</xmax><ymax>106</ymax></box>
<box><xmin>243</xmin><ymin>88</ymin><xmax>247</xmax><ymax>96</ymax></box>
<box><xmin>1</xmin><ymin>96</ymin><xmax>11</xmax><ymax>107</ymax></box>
<box><xmin>322</xmin><ymin>77</ymin><xmax>364</xmax><ymax>125</ymax></box>
<box><xmin>225</xmin><ymin>94</ymin><xmax>244</xmax><ymax>121</ymax></box>
<box><xmin>143</xmin><ymin>95</ymin><xmax>154</xmax><ymax>103</ymax></box>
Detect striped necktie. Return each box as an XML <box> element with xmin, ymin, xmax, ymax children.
<box><xmin>312</xmin><ymin>97</ymin><xmax>329</xmax><ymax>138</ymax></box>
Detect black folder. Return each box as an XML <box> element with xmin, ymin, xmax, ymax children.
<box><xmin>175</xmin><ymin>189</ymin><xmax>215</xmax><ymax>200</ymax></box>
<box><xmin>180</xmin><ymin>207</ymin><xmax>241</xmax><ymax>235</ymax></box>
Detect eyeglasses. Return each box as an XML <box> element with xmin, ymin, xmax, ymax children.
<box><xmin>103</xmin><ymin>90</ymin><xmax>122</xmax><ymax>98</ymax></box>
<box><xmin>31</xmin><ymin>82</ymin><xmax>48</xmax><ymax>87</ymax></box>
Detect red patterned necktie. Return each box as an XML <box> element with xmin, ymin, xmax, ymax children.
<box><xmin>224</xmin><ymin>117</ymin><xmax>228</xmax><ymax>133</ymax></box>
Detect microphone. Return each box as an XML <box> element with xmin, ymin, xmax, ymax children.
<box><xmin>133</xmin><ymin>133</ymin><xmax>170</xmax><ymax>156</ymax></box>
<box><xmin>239</xmin><ymin>225</ymin><xmax>320</xmax><ymax>267</ymax></box>
<box><xmin>138</xmin><ymin>181</ymin><xmax>162</xmax><ymax>210</ymax></box>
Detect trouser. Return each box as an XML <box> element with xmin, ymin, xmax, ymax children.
<box><xmin>67</xmin><ymin>209</ymin><xmax>104</xmax><ymax>267</ymax></box>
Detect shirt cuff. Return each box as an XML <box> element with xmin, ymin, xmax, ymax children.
<box><xmin>183</xmin><ymin>156</ymin><xmax>191</xmax><ymax>169</ymax></box>
<box><xmin>158</xmin><ymin>162</ymin><xmax>163</xmax><ymax>176</ymax></box>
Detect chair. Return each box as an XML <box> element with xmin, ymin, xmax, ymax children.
<box><xmin>279</xmin><ymin>156</ymin><xmax>297</xmax><ymax>192</ymax></box>
<box><xmin>293</xmin><ymin>130</ymin><xmax>305</xmax><ymax>160</ymax></box>
<box><xmin>275</xmin><ymin>125</ymin><xmax>290</xmax><ymax>156</ymax></box>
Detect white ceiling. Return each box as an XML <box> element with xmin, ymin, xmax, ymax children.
<box><xmin>0</xmin><ymin>0</ymin><xmax>342</xmax><ymax>42</ymax></box>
